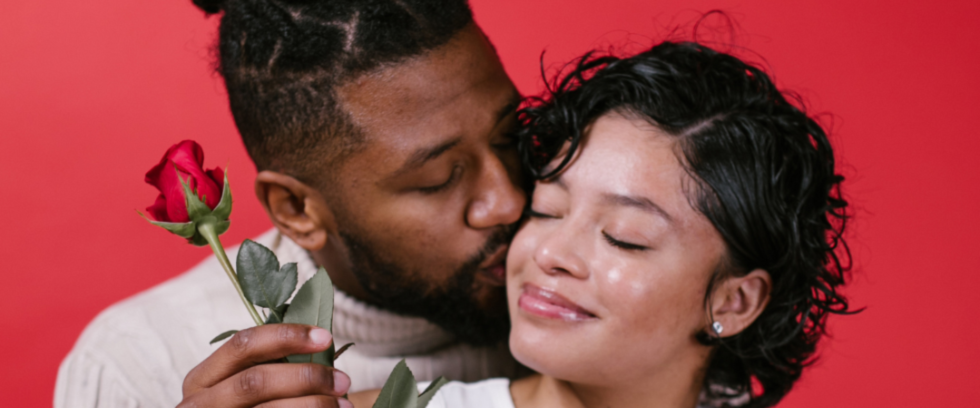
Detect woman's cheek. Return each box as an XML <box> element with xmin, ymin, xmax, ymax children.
<box><xmin>594</xmin><ymin>256</ymin><xmax>649</xmax><ymax>305</ymax></box>
<box><xmin>507</xmin><ymin>221</ymin><xmax>543</xmax><ymax>280</ymax></box>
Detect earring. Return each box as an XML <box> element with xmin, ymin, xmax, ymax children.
<box><xmin>712</xmin><ymin>321</ymin><xmax>724</xmax><ymax>336</ymax></box>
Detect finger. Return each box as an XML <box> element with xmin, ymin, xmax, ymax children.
<box><xmin>184</xmin><ymin>363</ymin><xmax>351</xmax><ymax>408</ymax></box>
<box><xmin>184</xmin><ymin>324</ymin><xmax>332</xmax><ymax>392</ymax></box>
<box><xmin>255</xmin><ymin>396</ymin><xmax>353</xmax><ymax>408</ymax></box>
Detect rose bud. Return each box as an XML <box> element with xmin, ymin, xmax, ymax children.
<box><xmin>146</xmin><ymin>140</ymin><xmax>224</xmax><ymax>222</ymax></box>
<box><xmin>141</xmin><ymin>140</ymin><xmax>232</xmax><ymax>246</ymax></box>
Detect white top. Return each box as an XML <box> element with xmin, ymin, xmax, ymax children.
<box><xmin>415</xmin><ymin>379</ymin><xmax>743</xmax><ymax>408</ymax></box>
<box><xmin>418</xmin><ymin>379</ymin><xmax>515</xmax><ymax>408</ymax></box>
<box><xmin>55</xmin><ymin>229</ymin><xmax>519</xmax><ymax>408</ymax></box>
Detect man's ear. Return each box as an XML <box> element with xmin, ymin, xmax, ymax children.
<box><xmin>254</xmin><ymin>170</ymin><xmax>338</xmax><ymax>252</ymax></box>
<box><xmin>708</xmin><ymin>269</ymin><xmax>772</xmax><ymax>338</ymax></box>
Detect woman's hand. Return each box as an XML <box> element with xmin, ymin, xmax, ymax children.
<box><xmin>178</xmin><ymin>324</ymin><xmax>353</xmax><ymax>408</ymax></box>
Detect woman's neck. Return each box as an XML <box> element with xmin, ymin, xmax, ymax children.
<box><xmin>511</xmin><ymin>359</ymin><xmax>706</xmax><ymax>408</ymax></box>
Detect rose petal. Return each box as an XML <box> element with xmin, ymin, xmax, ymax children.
<box><xmin>207</xmin><ymin>167</ymin><xmax>224</xmax><ymax>187</ymax></box>
<box><xmin>202</xmin><ymin>167</ymin><xmax>225</xmax><ymax>208</ymax></box>
<box><xmin>145</xmin><ymin>140</ymin><xmax>223</xmax><ymax>221</ymax></box>
<box><xmin>145</xmin><ymin>140</ymin><xmax>203</xmax><ymax>188</ymax></box>
<box><xmin>168</xmin><ymin>145</ymin><xmax>221</xmax><ymax>210</ymax></box>
<box><xmin>157</xmin><ymin>163</ymin><xmax>191</xmax><ymax>223</ymax></box>
<box><xmin>146</xmin><ymin>194</ymin><xmax>171</xmax><ymax>222</ymax></box>
<box><xmin>193</xmin><ymin>172</ymin><xmax>222</xmax><ymax>210</ymax></box>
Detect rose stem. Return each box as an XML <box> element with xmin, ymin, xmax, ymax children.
<box><xmin>198</xmin><ymin>222</ymin><xmax>265</xmax><ymax>326</ymax></box>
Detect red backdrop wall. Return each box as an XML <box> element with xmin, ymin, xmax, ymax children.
<box><xmin>2</xmin><ymin>0</ymin><xmax>978</xmax><ymax>406</ymax></box>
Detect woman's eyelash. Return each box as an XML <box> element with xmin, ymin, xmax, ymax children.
<box><xmin>603</xmin><ymin>231</ymin><xmax>647</xmax><ymax>251</ymax></box>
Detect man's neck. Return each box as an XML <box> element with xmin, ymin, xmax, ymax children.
<box><xmin>270</xmin><ymin>230</ymin><xmax>458</xmax><ymax>356</ymax></box>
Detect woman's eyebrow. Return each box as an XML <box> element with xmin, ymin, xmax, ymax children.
<box><xmin>601</xmin><ymin>193</ymin><xmax>673</xmax><ymax>222</ymax></box>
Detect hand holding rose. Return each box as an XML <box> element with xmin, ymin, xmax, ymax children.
<box><xmin>141</xmin><ymin>141</ymin><xmax>449</xmax><ymax>408</ymax></box>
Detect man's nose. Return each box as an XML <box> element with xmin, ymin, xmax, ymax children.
<box><xmin>466</xmin><ymin>154</ymin><xmax>526</xmax><ymax>229</ymax></box>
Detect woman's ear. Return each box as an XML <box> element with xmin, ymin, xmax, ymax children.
<box><xmin>708</xmin><ymin>269</ymin><xmax>772</xmax><ymax>338</ymax></box>
<box><xmin>254</xmin><ymin>170</ymin><xmax>337</xmax><ymax>252</ymax></box>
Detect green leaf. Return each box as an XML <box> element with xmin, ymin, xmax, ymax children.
<box><xmin>139</xmin><ymin>211</ymin><xmax>197</xmax><ymax>239</ymax></box>
<box><xmin>283</xmin><ymin>268</ymin><xmax>335</xmax><ymax>366</ymax></box>
<box><xmin>178</xmin><ymin>170</ymin><xmax>212</xmax><ymax>221</ymax></box>
<box><xmin>211</xmin><ymin>171</ymin><xmax>233</xmax><ymax>221</ymax></box>
<box><xmin>212</xmin><ymin>220</ymin><xmax>230</xmax><ymax>236</ymax></box>
<box><xmin>190</xmin><ymin>232</ymin><xmax>209</xmax><ymax>247</ymax></box>
<box><xmin>417</xmin><ymin>376</ymin><xmax>449</xmax><ymax>408</ymax></box>
<box><xmin>196</xmin><ymin>215</ymin><xmax>229</xmax><ymax>236</ymax></box>
<box><xmin>372</xmin><ymin>360</ymin><xmax>419</xmax><ymax>408</ymax></box>
<box><xmin>187</xmin><ymin>233</ymin><xmax>208</xmax><ymax>246</ymax></box>
<box><xmin>334</xmin><ymin>342</ymin><xmax>355</xmax><ymax>360</ymax></box>
<box><xmin>209</xmin><ymin>330</ymin><xmax>239</xmax><ymax>345</ymax></box>
<box><xmin>265</xmin><ymin>304</ymin><xmax>289</xmax><ymax>324</ymax></box>
<box><xmin>237</xmin><ymin>240</ymin><xmax>296</xmax><ymax>309</ymax></box>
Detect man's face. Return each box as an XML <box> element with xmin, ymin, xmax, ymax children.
<box><xmin>322</xmin><ymin>24</ymin><xmax>524</xmax><ymax>345</ymax></box>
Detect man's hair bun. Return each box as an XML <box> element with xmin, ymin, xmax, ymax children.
<box><xmin>192</xmin><ymin>0</ymin><xmax>227</xmax><ymax>14</ymax></box>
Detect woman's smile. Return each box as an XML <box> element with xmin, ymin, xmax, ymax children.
<box><xmin>518</xmin><ymin>284</ymin><xmax>597</xmax><ymax>321</ymax></box>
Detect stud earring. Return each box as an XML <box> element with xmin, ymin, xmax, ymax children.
<box><xmin>712</xmin><ymin>321</ymin><xmax>724</xmax><ymax>336</ymax></box>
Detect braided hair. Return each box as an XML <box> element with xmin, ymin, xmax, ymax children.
<box><xmin>193</xmin><ymin>0</ymin><xmax>473</xmax><ymax>178</ymax></box>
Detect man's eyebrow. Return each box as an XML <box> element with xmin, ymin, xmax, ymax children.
<box><xmin>392</xmin><ymin>97</ymin><xmax>519</xmax><ymax>177</ymax></box>
<box><xmin>601</xmin><ymin>193</ymin><xmax>674</xmax><ymax>222</ymax></box>
<box><xmin>394</xmin><ymin>137</ymin><xmax>463</xmax><ymax>176</ymax></box>
<box><xmin>495</xmin><ymin>97</ymin><xmax>521</xmax><ymax>125</ymax></box>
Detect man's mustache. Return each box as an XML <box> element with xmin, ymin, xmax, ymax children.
<box><xmin>465</xmin><ymin>223</ymin><xmax>519</xmax><ymax>271</ymax></box>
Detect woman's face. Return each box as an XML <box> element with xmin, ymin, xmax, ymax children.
<box><xmin>507</xmin><ymin>111</ymin><xmax>727</xmax><ymax>385</ymax></box>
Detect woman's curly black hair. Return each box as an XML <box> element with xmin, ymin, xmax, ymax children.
<box><xmin>515</xmin><ymin>41</ymin><xmax>855</xmax><ymax>408</ymax></box>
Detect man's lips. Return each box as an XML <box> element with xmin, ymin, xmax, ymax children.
<box><xmin>476</xmin><ymin>245</ymin><xmax>508</xmax><ymax>286</ymax></box>
<box><xmin>518</xmin><ymin>284</ymin><xmax>596</xmax><ymax>322</ymax></box>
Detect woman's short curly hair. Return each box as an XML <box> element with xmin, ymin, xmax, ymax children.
<box><xmin>516</xmin><ymin>41</ymin><xmax>855</xmax><ymax>408</ymax></box>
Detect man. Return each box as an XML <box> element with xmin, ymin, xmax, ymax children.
<box><xmin>55</xmin><ymin>1</ymin><xmax>527</xmax><ymax>407</ymax></box>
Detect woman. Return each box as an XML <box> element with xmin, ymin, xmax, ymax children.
<box><xmin>354</xmin><ymin>40</ymin><xmax>853</xmax><ymax>408</ymax></box>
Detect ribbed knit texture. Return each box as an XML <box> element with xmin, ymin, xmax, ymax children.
<box><xmin>273</xmin><ymin>232</ymin><xmax>457</xmax><ymax>356</ymax></box>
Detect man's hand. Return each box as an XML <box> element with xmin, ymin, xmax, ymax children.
<box><xmin>178</xmin><ymin>324</ymin><xmax>353</xmax><ymax>408</ymax></box>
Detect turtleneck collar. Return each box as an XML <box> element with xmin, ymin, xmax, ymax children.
<box><xmin>267</xmin><ymin>230</ymin><xmax>457</xmax><ymax>357</ymax></box>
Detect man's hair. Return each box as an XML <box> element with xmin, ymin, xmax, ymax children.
<box><xmin>192</xmin><ymin>0</ymin><xmax>473</xmax><ymax>180</ymax></box>
<box><xmin>517</xmin><ymin>41</ymin><xmax>855</xmax><ymax>407</ymax></box>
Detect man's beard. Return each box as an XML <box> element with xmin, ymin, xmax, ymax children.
<box><xmin>339</xmin><ymin>227</ymin><xmax>514</xmax><ymax>346</ymax></box>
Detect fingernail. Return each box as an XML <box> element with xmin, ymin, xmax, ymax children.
<box><xmin>338</xmin><ymin>398</ymin><xmax>353</xmax><ymax>408</ymax></box>
<box><xmin>309</xmin><ymin>328</ymin><xmax>331</xmax><ymax>346</ymax></box>
<box><xmin>333</xmin><ymin>371</ymin><xmax>351</xmax><ymax>394</ymax></box>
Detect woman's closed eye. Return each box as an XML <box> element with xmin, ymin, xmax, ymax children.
<box><xmin>602</xmin><ymin>231</ymin><xmax>648</xmax><ymax>251</ymax></box>
<box><xmin>524</xmin><ymin>207</ymin><xmax>561</xmax><ymax>220</ymax></box>
<box><xmin>525</xmin><ymin>208</ymin><xmax>559</xmax><ymax>219</ymax></box>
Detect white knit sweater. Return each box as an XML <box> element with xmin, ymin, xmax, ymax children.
<box><xmin>54</xmin><ymin>229</ymin><xmax>518</xmax><ymax>408</ymax></box>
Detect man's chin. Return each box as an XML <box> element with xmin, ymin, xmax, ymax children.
<box><xmin>427</xmin><ymin>284</ymin><xmax>510</xmax><ymax>346</ymax></box>
<box><xmin>471</xmin><ymin>283</ymin><xmax>508</xmax><ymax>315</ymax></box>
<box><xmin>341</xmin><ymin>226</ymin><xmax>515</xmax><ymax>346</ymax></box>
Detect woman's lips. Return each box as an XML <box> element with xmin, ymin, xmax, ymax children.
<box><xmin>518</xmin><ymin>284</ymin><xmax>596</xmax><ymax>322</ymax></box>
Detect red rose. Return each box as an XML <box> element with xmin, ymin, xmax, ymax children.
<box><xmin>145</xmin><ymin>140</ymin><xmax>224</xmax><ymax>223</ymax></box>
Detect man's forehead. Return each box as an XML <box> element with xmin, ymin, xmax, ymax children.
<box><xmin>337</xmin><ymin>24</ymin><xmax>507</xmax><ymax>126</ymax></box>
<box><xmin>334</xmin><ymin>24</ymin><xmax>516</xmax><ymax>168</ymax></box>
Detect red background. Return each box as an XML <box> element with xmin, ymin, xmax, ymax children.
<box><xmin>2</xmin><ymin>0</ymin><xmax>978</xmax><ymax>406</ymax></box>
